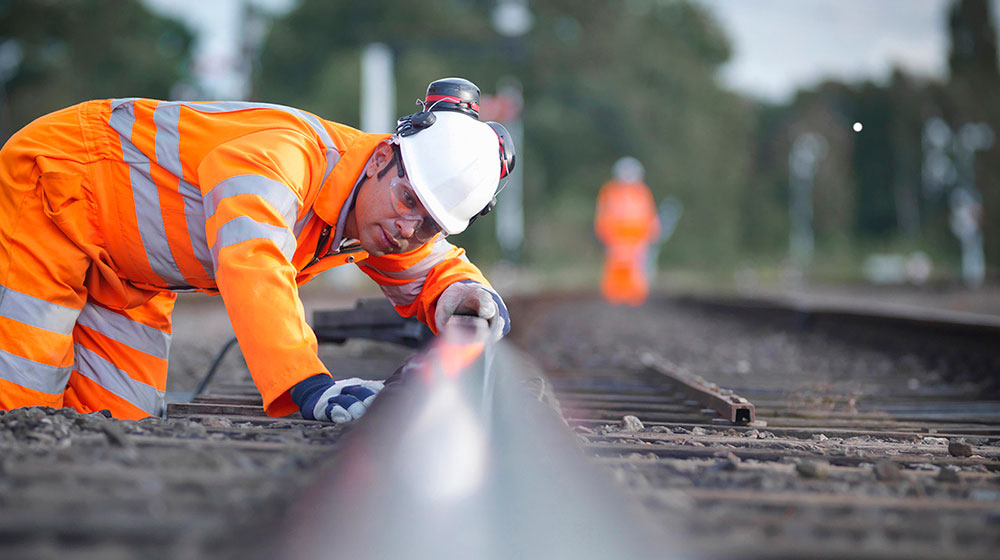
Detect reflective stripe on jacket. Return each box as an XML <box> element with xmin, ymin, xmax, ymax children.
<box><xmin>25</xmin><ymin>99</ymin><xmax>492</xmax><ymax>416</ymax></box>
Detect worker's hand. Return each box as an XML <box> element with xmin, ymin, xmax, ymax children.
<box><xmin>434</xmin><ymin>281</ymin><xmax>510</xmax><ymax>341</ymax></box>
<box><xmin>290</xmin><ymin>374</ymin><xmax>384</xmax><ymax>423</ymax></box>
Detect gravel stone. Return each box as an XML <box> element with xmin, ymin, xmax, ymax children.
<box><xmin>874</xmin><ymin>460</ymin><xmax>904</xmax><ymax>482</ymax></box>
<box><xmin>621</xmin><ymin>415</ymin><xmax>644</xmax><ymax>432</ymax></box>
<box><xmin>719</xmin><ymin>452</ymin><xmax>741</xmax><ymax>471</ymax></box>
<box><xmin>921</xmin><ymin>436</ymin><xmax>950</xmax><ymax>445</ymax></box>
<box><xmin>200</xmin><ymin>417</ymin><xmax>234</xmax><ymax>429</ymax></box>
<box><xmin>796</xmin><ymin>459</ymin><xmax>830</xmax><ymax>479</ymax></box>
<box><xmin>948</xmin><ymin>439</ymin><xmax>974</xmax><ymax>457</ymax></box>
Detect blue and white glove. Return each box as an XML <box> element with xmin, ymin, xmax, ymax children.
<box><xmin>290</xmin><ymin>374</ymin><xmax>385</xmax><ymax>423</ymax></box>
<box><xmin>434</xmin><ymin>281</ymin><xmax>510</xmax><ymax>341</ymax></box>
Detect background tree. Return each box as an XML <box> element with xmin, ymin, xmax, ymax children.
<box><xmin>945</xmin><ymin>0</ymin><xmax>1000</xmax><ymax>274</ymax></box>
<box><xmin>744</xmin><ymin>0</ymin><xmax>1000</xmax><ymax>283</ymax></box>
<box><xmin>0</xmin><ymin>0</ymin><xmax>194</xmax><ymax>141</ymax></box>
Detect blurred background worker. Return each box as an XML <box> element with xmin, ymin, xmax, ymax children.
<box><xmin>0</xmin><ymin>77</ymin><xmax>514</xmax><ymax>424</ymax></box>
<box><xmin>594</xmin><ymin>157</ymin><xmax>661</xmax><ymax>306</ymax></box>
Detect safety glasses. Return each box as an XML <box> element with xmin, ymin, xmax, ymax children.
<box><xmin>388</xmin><ymin>177</ymin><xmax>444</xmax><ymax>242</ymax></box>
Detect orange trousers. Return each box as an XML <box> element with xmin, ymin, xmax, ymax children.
<box><xmin>600</xmin><ymin>244</ymin><xmax>650</xmax><ymax>306</ymax></box>
<box><xmin>0</xmin><ymin>108</ymin><xmax>174</xmax><ymax>420</ymax></box>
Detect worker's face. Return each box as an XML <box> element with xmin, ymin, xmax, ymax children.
<box><xmin>350</xmin><ymin>142</ymin><xmax>443</xmax><ymax>257</ymax></box>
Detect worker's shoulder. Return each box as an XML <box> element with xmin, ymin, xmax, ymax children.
<box><xmin>320</xmin><ymin>119</ymin><xmax>391</xmax><ymax>153</ymax></box>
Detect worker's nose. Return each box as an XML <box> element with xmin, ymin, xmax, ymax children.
<box><xmin>396</xmin><ymin>216</ymin><xmax>419</xmax><ymax>239</ymax></box>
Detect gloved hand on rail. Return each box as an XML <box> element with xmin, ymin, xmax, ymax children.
<box><xmin>290</xmin><ymin>374</ymin><xmax>384</xmax><ymax>423</ymax></box>
<box><xmin>434</xmin><ymin>281</ymin><xmax>510</xmax><ymax>341</ymax></box>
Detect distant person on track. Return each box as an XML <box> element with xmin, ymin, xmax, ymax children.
<box><xmin>0</xmin><ymin>77</ymin><xmax>512</xmax><ymax>423</ymax></box>
<box><xmin>595</xmin><ymin>157</ymin><xmax>661</xmax><ymax>306</ymax></box>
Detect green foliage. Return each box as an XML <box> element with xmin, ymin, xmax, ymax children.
<box><xmin>0</xmin><ymin>0</ymin><xmax>194</xmax><ymax>140</ymax></box>
<box><xmin>521</xmin><ymin>0</ymin><xmax>753</xmax><ymax>268</ymax></box>
<box><xmin>746</xmin><ymin>0</ymin><xmax>1000</xmax><ymax>283</ymax></box>
<box><xmin>256</xmin><ymin>0</ymin><xmax>755</xmax><ymax>273</ymax></box>
<box><xmin>257</xmin><ymin>0</ymin><xmax>498</xmax><ymax>124</ymax></box>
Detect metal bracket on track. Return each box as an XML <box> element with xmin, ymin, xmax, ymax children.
<box><xmin>641</xmin><ymin>352</ymin><xmax>756</xmax><ymax>425</ymax></box>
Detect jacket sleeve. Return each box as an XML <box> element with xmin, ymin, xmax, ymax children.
<box><xmin>357</xmin><ymin>236</ymin><xmax>494</xmax><ymax>334</ymax></box>
<box><xmin>198</xmin><ymin>128</ymin><xmax>330</xmax><ymax>417</ymax></box>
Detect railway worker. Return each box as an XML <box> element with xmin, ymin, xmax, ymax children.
<box><xmin>0</xmin><ymin>77</ymin><xmax>513</xmax><ymax>423</ymax></box>
<box><xmin>594</xmin><ymin>157</ymin><xmax>660</xmax><ymax>306</ymax></box>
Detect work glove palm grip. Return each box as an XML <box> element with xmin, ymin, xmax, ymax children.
<box><xmin>291</xmin><ymin>374</ymin><xmax>385</xmax><ymax>423</ymax></box>
<box><xmin>434</xmin><ymin>281</ymin><xmax>510</xmax><ymax>340</ymax></box>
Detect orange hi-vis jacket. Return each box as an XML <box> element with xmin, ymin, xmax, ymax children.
<box><xmin>594</xmin><ymin>179</ymin><xmax>660</xmax><ymax>246</ymax></box>
<box><xmin>594</xmin><ymin>179</ymin><xmax>660</xmax><ymax>306</ymax></box>
<box><xmin>0</xmin><ymin>99</ymin><xmax>492</xmax><ymax>419</ymax></box>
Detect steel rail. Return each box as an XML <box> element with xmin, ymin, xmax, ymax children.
<box><xmin>275</xmin><ymin>316</ymin><xmax>680</xmax><ymax>560</ymax></box>
<box><xmin>676</xmin><ymin>294</ymin><xmax>1000</xmax><ymax>346</ymax></box>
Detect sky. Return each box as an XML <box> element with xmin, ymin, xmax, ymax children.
<box><xmin>143</xmin><ymin>0</ymin><xmax>999</xmax><ymax>103</ymax></box>
<box><xmin>696</xmin><ymin>0</ymin><xmax>979</xmax><ymax>102</ymax></box>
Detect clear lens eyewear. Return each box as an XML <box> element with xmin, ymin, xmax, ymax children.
<box><xmin>388</xmin><ymin>177</ymin><xmax>444</xmax><ymax>242</ymax></box>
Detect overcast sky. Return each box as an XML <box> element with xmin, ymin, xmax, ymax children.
<box><xmin>144</xmin><ymin>0</ymin><xmax>998</xmax><ymax>102</ymax></box>
<box><xmin>696</xmin><ymin>0</ymin><xmax>991</xmax><ymax>102</ymax></box>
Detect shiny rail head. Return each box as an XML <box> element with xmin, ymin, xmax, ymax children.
<box><xmin>276</xmin><ymin>340</ymin><xmax>680</xmax><ymax>560</ymax></box>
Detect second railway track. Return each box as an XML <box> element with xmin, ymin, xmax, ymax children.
<box><xmin>508</xmin><ymin>293</ymin><xmax>1000</xmax><ymax>560</ymax></box>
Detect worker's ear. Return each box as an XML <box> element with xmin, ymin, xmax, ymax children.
<box><xmin>365</xmin><ymin>142</ymin><xmax>394</xmax><ymax>178</ymax></box>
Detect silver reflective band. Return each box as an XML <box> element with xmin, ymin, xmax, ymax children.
<box><xmin>323</xmin><ymin>147</ymin><xmax>341</xmax><ymax>190</ymax></box>
<box><xmin>109</xmin><ymin>98</ymin><xmax>139</xmax><ymax>110</ymax></box>
<box><xmin>376</xmin><ymin>278</ymin><xmax>425</xmax><ymax>307</ymax></box>
<box><xmin>294</xmin><ymin>209</ymin><xmax>316</xmax><ymax>238</ymax></box>
<box><xmin>365</xmin><ymin>238</ymin><xmax>459</xmax><ymax>281</ymax></box>
<box><xmin>204</xmin><ymin>175</ymin><xmax>299</xmax><ymax>228</ymax></box>
<box><xmin>74</xmin><ymin>344</ymin><xmax>165</xmax><ymax>416</ymax></box>
<box><xmin>359</xmin><ymin>238</ymin><xmax>464</xmax><ymax>307</ymax></box>
<box><xmin>76</xmin><ymin>303</ymin><xmax>171</xmax><ymax>360</ymax></box>
<box><xmin>153</xmin><ymin>103</ymin><xmax>185</xmax><ymax>179</ymax></box>
<box><xmin>0</xmin><ymin>285</ymin><xmax>79</xmax><ymax>336</ymax></box>
<box><xmin>0</xmin><ymin>347</ymin><xmax>72</xmax><ymax>395</ymax></box>
<box><xmin>211</xmin><ymin>217</ymin><xmax>297</xmax><ymax>268</ymax></box>
<box><xmin>152</xmin><ymin>103</ymin><xmax>215</xmax><ymax>279</ymax></box>
<box><xmin>109</xmin><ymin>103</ymin><xmax>189</xmax><ymax>287</ymax></box>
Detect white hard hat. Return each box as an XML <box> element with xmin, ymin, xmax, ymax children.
<box><xmin>396</xmin><ymin>111</ymin><xmax>502</xmax><ymax>235</ymax></box>
<box><xmin>613</xmin><ymin>157</ymin><xmax>644</xmax><ymax>183</ymax></box>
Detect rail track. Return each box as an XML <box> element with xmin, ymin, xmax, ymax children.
<box><xmin>0</xmin><ymin>293</ymin><xmax>997</xmax><ymax>559</ymax></box>
<box><xmin>512</xmin><ymin>294</ymin><xmax>1000</xmax><ymax>560</ymax></box>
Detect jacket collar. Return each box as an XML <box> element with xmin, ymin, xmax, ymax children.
<box><xmin>312</xmin><ymin>132</ymin><xmax>391</xmax><ymax>226</ymax></box>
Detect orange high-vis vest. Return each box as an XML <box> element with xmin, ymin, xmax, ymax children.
<box><xmin>594</xmin><ymin>179</ymin><xmax>660</xmax><ymax>305</ymax></box>
<box><xmin>0</xmin><ymin>99</ymin><xmax>492</xmax><ymax>419</ymax></box>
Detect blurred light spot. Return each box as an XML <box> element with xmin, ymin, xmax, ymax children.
<box><xmin>492</xmin><ymin>0</ymin><xmax>534</xmax><ymax>37</ymax></box>
<box><xmin>853</xmin><ymin>122</ymin><xmax>863</xmax><ymax>132</ymax></box>
<box><xmin>403</xmin><ymin>382</ymin><xmax>487</xmax><ymax>503</ymax></box>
